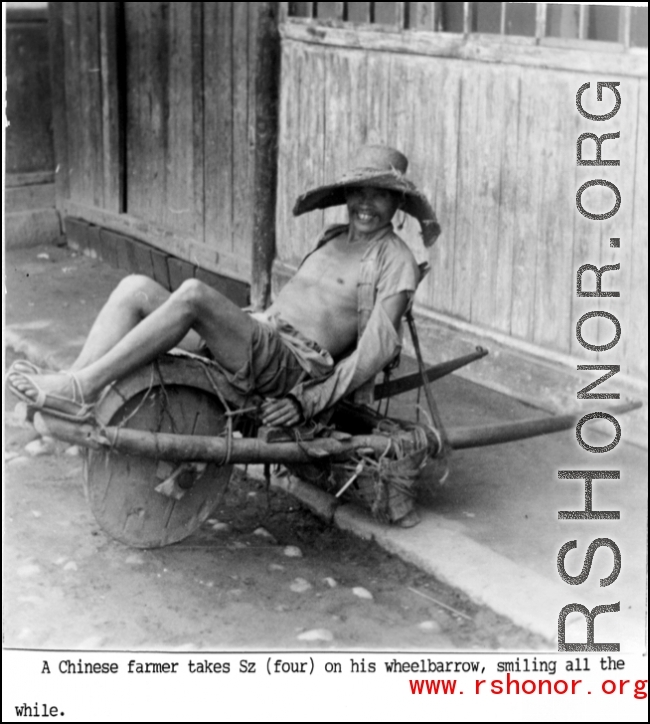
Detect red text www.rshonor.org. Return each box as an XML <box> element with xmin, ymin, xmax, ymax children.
<box><xmin>410</xmin><ymin>675</ymin><xmax>648</xmax><ymax>697</ymax></box>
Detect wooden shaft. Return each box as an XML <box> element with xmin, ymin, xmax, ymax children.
<box><xmin>335</xmin><ymin>2</ymin><xmax>346</xmax><ymax>21</ymax></box>
<box><xmin>373</xmin><ymin>346</ymin><xmax>489</xmax><ymax>400</ymax></box>
<box><xmin>448</xmin><ymin>400</ymin><xmax>642</xmax><ymax>450</ymax></box>
<box><xmin>35</xmin><ymin>399</ymin><xmax>642</xmax><ymax>462</ymax></box>
<box><xmin>34</xmin><ymin>413</ymin><xmax>395</xmax><ymax>463</ymax></box>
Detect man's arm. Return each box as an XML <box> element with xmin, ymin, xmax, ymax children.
<box><xmin>261</xmin><ymin>290</ymin><xmax>411</xmax><ymax>426</ymax></box>
<box><xmin>379</xmin><ymin>290</ymin><xmax>411</xmax><ymax>331</ymax></box>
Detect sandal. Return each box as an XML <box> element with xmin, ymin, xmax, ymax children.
<box><xmin>7</xmin><ymin>363</ymin><xmax>95</xmax><ymax>423</ymax></box>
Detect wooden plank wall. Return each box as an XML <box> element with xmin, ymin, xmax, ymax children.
<box><xmin>53</xmin><ymin>2</ymin><xmax>260</xmax><ymax>283</ymax></box>
<box><xmin>203</xmin><ymin>1</ymin><xmax>259</xmax><ymax>275</ymax></box>
<box><xmin>60</xmin><ymin>2</ymin><xmax>105</xmax><ymax>209</ymax></box>
<box><xmin>276</xmin><ymin>39</ymin><xmax>648</xmax><ymax>382</ymax></box>
<box><xmin>125</xmin><ymin>3</ymin><xmax>203</xmax><ymax>237</ymax></box>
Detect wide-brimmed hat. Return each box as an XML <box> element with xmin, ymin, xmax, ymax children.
<box><xmin>292</xmin><ymin>145</ymin><xmax>441</xmax><ymax>247</ymax></box>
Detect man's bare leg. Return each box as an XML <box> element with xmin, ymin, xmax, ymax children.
<box><xmin>9</xmin><ymin>277</ymin><xmax>255</xmax><ymax>407</ymax></box>
<box><xmin>69</xmin><ymin>274</ymin><xmax>200</xmax><ymax>372</ymax></box>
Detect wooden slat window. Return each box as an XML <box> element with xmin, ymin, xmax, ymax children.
<box><xmin>505</xmin><ymin>2</ymin><xmax>536</xmax><ymax>37</ymax></box>
<box><xmin>587</xmin><ymin>5</ymin><xmax>619</xmax><ymax>43</ymax></box>
<box><xmin>289</xmin><ymin>2</ymin><xmax>315</xmax><ymax>18</ymax></box>
<box><xmin>546</xmin><ymin>4</ymin><xmax>581</xmax><ymax>40</ymax></box>
<box><xmin>348</xmin><ymin>3</ymin><xmax>371</xmax><ymax>23</ymax></box>
<box><xmin>462</xmin><ymin>2</ymin><xmax>470</xmax><ymax>35</ymax></box>
<box><xmin>408</xmin><ymin>1</ymin><xmax>437</xmax><ymax>31</ymax></box>
<box><xmin>374</xmin><ymin>2</ymin><xmax>400</xmax><ymax>27</ymax></box>
<box><xmin>578</xmin><ymin>4</ymin><xmax>589</xmax><ymax>41</ymax></box>
<box><xmin>442</xmin><ymin>2</ymin><xmax>463</xmax><ymax>33</ymax></box>
<box><xmin>317</xmin><ymin>2</ymin><xmax>340</xmax><ymax>19</ymax></box>
<box><xmin>631</xmin><ymin>6</ymin><xmax>648</xmax><ymax>48</ymax></box>
<box><xmin>620</xmin><ymin>6</ymin><xmax>631</xmax><ymax>49</ymax></box>
<box><xmin>285</xmin><ymin>2</ymin><xmax>647</xmax><ymax>52</ymax></box>
<box><xmin>395</xmin><ymin>2</ymin><xmax>406</xmax><ymax>29</ymax></box>
<box><xmin>473</xmin><ymin>2</ymin><xmax>500</xmax><ymax>34</ymax></box>
<box><xmin>535</xmin><ymin>3</ymin><xmax>547</xmax><ymax>41</ymax></box>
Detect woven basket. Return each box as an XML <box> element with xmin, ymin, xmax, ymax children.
<box><xmin>287</xmin><ymin>446</ymin><xmax>429</xmax><ymax>524</ymax></box>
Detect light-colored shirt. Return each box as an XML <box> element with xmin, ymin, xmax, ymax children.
<box><xmin>288</xmin><ymin>223</ymin><xmax>420</xmax><ymax>420</ymax></box>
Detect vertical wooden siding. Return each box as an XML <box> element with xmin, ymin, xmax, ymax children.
<box><xmin>276</xmin><ymin>40</ymin><xmax>648</xmax><ymax>380</ymax></box>
<box><xmin>61</xmin><ymin>2</ymin><xmax>105</xmax><ymax>209</ymax></box>
<box><xmin>53</xmin><ymin>2</ymin><xmax>261</xmax><ymax>282</ymax></box>
<box><xmin>125</xmin><ymin>3</ymin><xmax>203</xmax><ymax>236</ymax></box>
<box><xmin>203</xmin><ymin>1</ymin><xmax>259</xmax><ymax>271</ymax></box>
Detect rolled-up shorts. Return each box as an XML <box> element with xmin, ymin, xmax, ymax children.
<box><xmin>203</xmin><ymin>313</ymin><xmax>335</xmax><ymax>398</ymax></box>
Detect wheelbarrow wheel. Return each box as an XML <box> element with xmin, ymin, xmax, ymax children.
<box><xmin>85</xmin><ymin>355</ymin><xmax>234</xmax><ymax>548</ymax></box>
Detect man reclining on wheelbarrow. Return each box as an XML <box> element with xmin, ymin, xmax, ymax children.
<box><xmin>9</xmin><ymin>146</ymin><xmax>440</xmax><ymax>427</ymax></box>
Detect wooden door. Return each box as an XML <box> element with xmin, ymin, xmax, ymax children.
<box><xmin>50</xmin><ymin>2</ymin><xmax>276</xmax><ymax>287</ymax></box>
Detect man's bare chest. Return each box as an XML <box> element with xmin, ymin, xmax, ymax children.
<box><xmin>300</xmin><ymin>237</ymin><xmax>370</xmax><ymax>300</ymax></box>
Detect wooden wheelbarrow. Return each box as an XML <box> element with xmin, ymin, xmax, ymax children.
<box><xmin>32</xmin><ymin>348</ymin><xmax>641</xmax><ymax>549</ymax></box>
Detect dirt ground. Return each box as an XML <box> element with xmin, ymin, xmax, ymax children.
<box><xmin>3</xmin><ymin>347</ymin><xmax>548</xmax><ymax>652</ymax></box>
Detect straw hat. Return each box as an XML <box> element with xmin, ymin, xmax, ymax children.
<box><xmin>292</xmin><ymin>145</ymin><xmax>441</xmax><ymax>247</ymax></box>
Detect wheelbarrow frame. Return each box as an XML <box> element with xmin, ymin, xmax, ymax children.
<box><xmin>31</xmin><ymin>348</ymin><xmax>641</xmax><ymax>547</ymax></box>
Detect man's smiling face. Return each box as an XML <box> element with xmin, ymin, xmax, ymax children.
<box><xmin>345</xmin><ymin>186</ymin><xmax>401</xmax><ymax>238</ymax></box>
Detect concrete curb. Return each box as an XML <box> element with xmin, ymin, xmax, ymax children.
<box><xmin>333</xmin><ymin>506</ymin><xmax>560</xmax><ymax>643</ymax></box>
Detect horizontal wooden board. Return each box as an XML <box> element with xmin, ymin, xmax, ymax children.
<box><xmin>195</xmin><ymin>267</ymin><xmax>250</xmax><ymax>307</ymax></box>
<box><xmin>98</xmin><ymin>228</ymin><xmax>123</xmax><ymax>269</ymax></box>
<box><xmin>85</xmin><ymin>223</ymin><xmax>103</xmax><ymax>259</ymax></box>
<box><xmin>63</xmin><ymin>216</ymin><xmax>92</xmax><ymax>252</ymax></box>
<box><xmin>5</xmin><ymin>183</ymin><xmax>56</xmax><ymax>213</ymax></box>
<box><xmin>6</xmin><ymin>171</ymin><xmax>55</xmax><ymax>188</ymax></box>
<box><xmin>150</xmin><ymin>247</ymin><xmax>172</xmax><ymax>289</ymax></box>
<box><xmin>167</xmin><ymin>257</ymin><xmax>197</xmax><ymax>291</ymax></box>
<box><xmin>280</xmin><ymin>19</ymin><xmax>648</xmax><ymax>77</ymax></box>
<box><xmin>62</xmin><ymin>200</ymin><xmax>253</xmax><ymax>282</ymax></box>
<box><xmin>126</xmin><ymin>238</ymin><xmax>156</xmax><ymax>278</ymax></box>
<box><xmin>72</xmin><ymin>218</ymin><xmax>249</xmax><ymax>306</ymax></box>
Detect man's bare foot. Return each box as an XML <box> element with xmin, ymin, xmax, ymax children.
<box><xmin>10</xmin><ymin>371</ymin><xmax>77</xmax><ymax>400</ymax></box>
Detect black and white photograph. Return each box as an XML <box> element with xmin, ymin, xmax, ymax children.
<box><xmin>3</xmin><ymin>1</ymin><xmax>648</xmax><ymax>720</ymax></box>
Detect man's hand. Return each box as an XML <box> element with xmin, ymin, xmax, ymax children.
<box><xmin>261</xmin><ymin>397</ymin><xmax>303</xmax><ymax>427</ymax></box>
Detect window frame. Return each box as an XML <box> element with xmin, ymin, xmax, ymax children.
<box><xmin>279</xmin><ymin>2</ymin><xmax>647</xmax><ymax>78</ymax></box>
